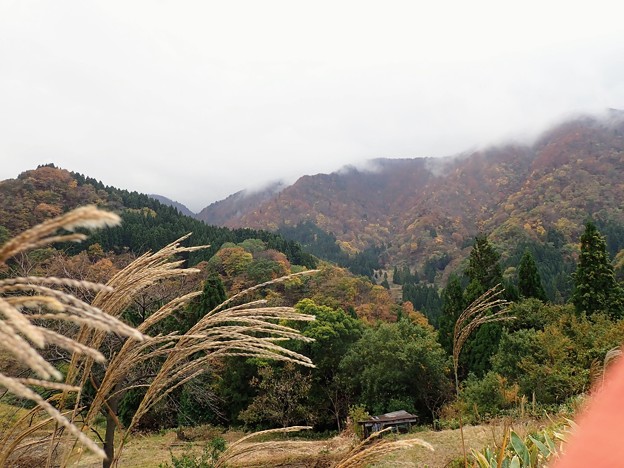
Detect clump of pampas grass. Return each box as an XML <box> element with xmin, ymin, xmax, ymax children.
<box><xmin>64</xmin><ymin>242</ymin><xmax>318</xmax><ymax>467</ymax></box>
<box><xmin>0</xmin><ymin>206</ymin><xmax>142</xmax><ymax>463</ymax></box>
<box><xmin>335</xmin><ymin>427</ymin><xmax>434</xmax><ymax>468</ymax></box>
<box><xmin>0</xmin><ymin>205</ymin><xmax>318</xmax><ymax>468</ymax></box>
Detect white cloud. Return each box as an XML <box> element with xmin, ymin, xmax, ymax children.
<box><xmin>1</xmin><ymin>0</ymin><xmax>623</xmax><ymax>211</ymax></box>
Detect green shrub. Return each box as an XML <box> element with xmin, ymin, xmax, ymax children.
<box><xmin>461</xmin><ymin>371</ymin><xmax>518</xmax><ymax>418</ymax></box>
<box><xmin>347</xmin><ymin>405</ymin><xmax>370</xmax><ymax>439</ymax></box>
<box><xmin>159</xmin><ymin>437</ymin><xmax>226</xmax><ymax>468</ymax></box>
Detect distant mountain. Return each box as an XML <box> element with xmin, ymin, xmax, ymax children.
<box><xmin>198</xmin><ymin>114</ymin><xmax>624</xmax><ymax>280</ymax></box>
<box><xmin>196</xmin><ymin>181</ymin><xmax>286</xmax><ymax>226</ymax></box>
<box><xmin>149</xmin><ymin>194</ymin><xmax>196</xmax><ymax>218</ymax></box>
<box><xmin>0</xmin><ymin>165</ymin><xmax>316</xmax><ymax>269</ymax></box>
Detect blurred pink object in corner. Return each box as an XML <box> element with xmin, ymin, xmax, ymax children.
<box><xmin>555</xmin><ymin>352</ymin><xmax>624</xmax><ymax>467</ymax></box>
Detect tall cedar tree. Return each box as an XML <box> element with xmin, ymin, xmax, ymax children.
<box><xmin>518</xmin><ymin>250</ymin><xmax>547</xmax><ymax>301</ymax></box>
<box><xmin>572</xmin><ymin>221</ymin><xmax>624</xmax><ymax>317</ymax></box>
<box><xmin>392</xmin><ymin>266</ymin><xmax>401</xmax><ymax>284</ymax></box>
<box><xmin>465</xmin><ymin>234</ymin><xmax>503</xmax><ymax>296</ymax></box>
<box><xmin>463</xmin><ymin>234</ymin><xmax>504</xmax><ymax>376</ymax></box>
<box><xmin>186</xmin><ymin>273</ymin><xmax>227</xmax><ymax>329</ymax></box>
<box><xmin>438</xmin><ymin>274</ymin><xmax>465</xmax><ymax>356</ymax></box>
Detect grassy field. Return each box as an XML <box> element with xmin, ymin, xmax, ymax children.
<box><xmin>70</xmin><ymin>419</ymin><xmax>546</xmax><ymax>467</ymax></box>
<box><xmin>0</xmin><ymin>398</ymin><xmax>549</xmax><ymax>468</ymax></box>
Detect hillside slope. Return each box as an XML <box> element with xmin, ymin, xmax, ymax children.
<box><xmin>149</xmin><ymin>194</ymin><xmax>196</xmax><ymax>218</ymax></box>
<box><xmin>196</xmin><ymin>181</ymin><xmax>286</xmax><ymax>226</ymax></box>
<box><xmin>200</xmin><ymin>114</ymin><xmax>624</xmax><ymax>275</ymax></box>
<box><xmin>0</xmin><ymin>165</ymin><xmax>316</xmax><ymax>268</ymax></box>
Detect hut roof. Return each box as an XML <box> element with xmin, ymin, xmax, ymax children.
<box><xmin>359</xmin><ymin>410</ymin><xmax>418</xmax><ymax>425</ymax></box>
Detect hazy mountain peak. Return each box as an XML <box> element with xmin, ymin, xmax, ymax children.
<box><xmin>148</xmin><ymin>195</ymin><xmax>196</xmax><ymax>218</ymax></box>
<box><xmin>196</xmin><ymin>180</ymin><xmax>287</xmax><ymax>226</ymax></box>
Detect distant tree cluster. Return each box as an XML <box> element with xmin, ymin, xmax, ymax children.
<box><xmin>277</xmin><ymin>221</ymin><xmax>381</xmax><ymax>277</ymax></box>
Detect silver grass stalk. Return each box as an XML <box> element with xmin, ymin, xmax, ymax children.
<box><xmin>51</xmin><ymin>233</ymin><xmax>318</xmax><ymax>467</ymax></box>
<box><xmin>0</xmin><ymin>206</ymin><xmax>145</xmax><ymax>466</ymax></box>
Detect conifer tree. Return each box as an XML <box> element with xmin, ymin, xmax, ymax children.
<box><xmin>187</xmin><ymin>273</ymin><xmax>227</xmax><ymax>327</ymax></box>
<box><xmin>518</xmin><ymin>250</ymin><xmax>547</xmax><ymax>301</ymax></box>
<box><xmin>392</xmin><ymin>266</ymin><xmax>401</xmax><ymax>284</ymax></box>
<box><xmin>465</xmin><ymin>234</ymin><xmax>503</xmax><ymax>297</ymax></box>
<box><xmin>572</xmin><ymin>221</ymin><xmax>624</xmax><ymax>317</ymax></box>
<box><xmin>438</xmin><ymin>274</ymin><xmax>464</xmax><ymax>356</ymax></box>
<box><xmin>463</xmin><ymin>234</ymin><xmax>504</xmax><ymax>376</ymax></box>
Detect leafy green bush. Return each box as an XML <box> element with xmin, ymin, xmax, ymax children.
<box><xmin>493</xmin><ymin>310</ymin><xmax>624</xmax><ymax>405</ymax></box>
<box><xmin>461</xmin><ymin>371</ymin><xmax>518</xmax><ymax>418</ymax></box>
<box><xmin>347</xmin><ymin>405</ymin><xmax>370</xmax><ymax>439</ymax></box>
<box><xmin>159</xmin><ymin>437</ymin><xmax>226</xmax><ymax>468</ymax></box>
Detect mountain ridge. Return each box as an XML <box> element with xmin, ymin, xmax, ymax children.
<box><xmin>148</xmin><ymin>194</ymin><xmax>196</xmax><ymax>218</ymax></box>
<box><xmin>194</xmin><ymin>114</ymin><xmax>624</xmax><ymax>278</ymax></box>
<box><xmin>195</xmin><ymin>181</ymin><xmax>287</xmax><ymax>226</ymax></box>
<box><xmin>3</xmin><ymin>114</ymin><xmax>623</xmax><ymax>286</ymax></box>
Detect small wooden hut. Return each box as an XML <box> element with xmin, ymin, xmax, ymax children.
<box><xmin>358</xmin><ymin>410</ymin><xmax>419</xmax><ymax>438</ymax></box>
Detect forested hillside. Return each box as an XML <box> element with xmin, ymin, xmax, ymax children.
<box><xmin>148</xmin><ymin>194</ymin><xmax>196</xmax><ymax>218</ymax></box>
<box><xmin>0</xmin><ymin>165</ymin><xmax>315</xmax><ymax>268</ymax></box>
<box><xmin>201</xmin><ymin>114</ymin><xmax>624</xmax><ymax>292</ymax></box>
<box><xmin>196</xmin><ymin>181</ymin><xmax>286</xmax><ymax>226</ymax></box>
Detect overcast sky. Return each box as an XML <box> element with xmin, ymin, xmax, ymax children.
<box><xmin>1</xmin><ymin>1</ymin><xmax>623</xmax><ymax>211</ymax></box>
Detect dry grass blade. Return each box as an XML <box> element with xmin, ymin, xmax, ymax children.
<box><xmin>12</xmin><ymin>378</ymin><xmax>81</xmax><ymax>392</ymax></box>
<box><xmin>63</xmin><ymin>235</ymin><xmax>206</xmax><ymax>393</ymax></box>
<box><xmin>1</xmin><ymin>275</ymin><xmax>114</xmax><ymax>292</ymax></box>
<box><xmin>451</xmin><ymin>284</ymin><xmax>513</xmax><ymax>468</ymax></box>
<box><xmin>139</xmin><ymin>291</ymin><xmax>203</xmax><ymax>332</ymax></box>
<box><xmin>0</xmin><ymin>295</ymin><xmax>47</xmax><ymax>347</ymax></box>
<box><xmin>0</xmin><ymin>205</ymin><xmax>120</xmax><ymax>262</ymax></box>
<box><xmin>215</xmin><ymin>426</ymin><xmax>312</xmax><ymax>467</ymax></box>
<box><xmin>0</xmin><ymin>317</ymin><xmax>63</xmax><ymax>380</ymax></box>
<box><xmin>47</xmin><ymin>235</ymin><xmax>317</xmax><ymax>467</ymax></box>
<box><xmin>105</xmin><ymin>272</ymin><xmax>318</xmax><ymax>465</ymax></box>
<box><xmin>452</xmin><ymin>284</ymin><xmax>513</xmax><ymax>386</ymax></box>
<box><xmin>336</xmin><ymin>439</ymin><xmax>434</xmax><ymax>468</ymax></box>
<box><xmin>0</xmin><ymin>408</ymin><xmax>79</xmax><ymax>464</ymax></box>
<box><xmin>340</xmin><ymin>427</ymin><xmax>394</xmax><ymax>460</ymax></box>
<box><xmin>0</xmin><ymin>206</ymin><xmax>147</xmax><ymax>465</ymax></box>
<box><xmin>335</xmin><ymin>428</ymin><xmax>433</xmax><ymax>468</ymax></box>
<box><xmin>604</xmin><ymin>346</ymin><xmax>622</xmax><ymax>369</ymax></box>
<box><xmin>600</xmin><ymin>346</ymin><xmax>623</xmax><ymax>385</ymax></box>
<box><xmin>0</xmin><ymin>373</ymin><xmax>106</xmax><ymax>461</ymax></box>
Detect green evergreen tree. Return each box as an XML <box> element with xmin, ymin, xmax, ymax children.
<box><xmin>392</xmin><ymin>266</ymin><xmax>401</xmax><ymax>284</ymax></box>
<box><xmin>401</xmin><ymin>265</ymin><xmax>417</xmax><ymax>284</ymax></box>
<box><xmin>571</xmin><ymin>221</ymin><xmax>624</xmax><ymax>317</ymax></box>
<box><xmin>438</xmin><ymin>274</ymin><xmax>465</xmax><ymax>356</ymax></box>
<box><xmin>186</xmin><ymin>273</ymin><xmax>227</xmax><ymax>328</ymax></box>
<box><xmin>462</xmin><ymin>234</ymin><xmax>504</xmax><ymax>376</ymax></box>
<box><xmin>518</xmin><ymin>250</ymin><xmax>547</xmax><ymax>301</ymax></box>
<box><xmin>465</xmin><ymin>234</ymin><xmax>503</xmax><ymax>298</ymax></box>
<box><xmin>403</xmin><ymin>284</ymin><xmax>442</xmax><ymax>327</ymax></box>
